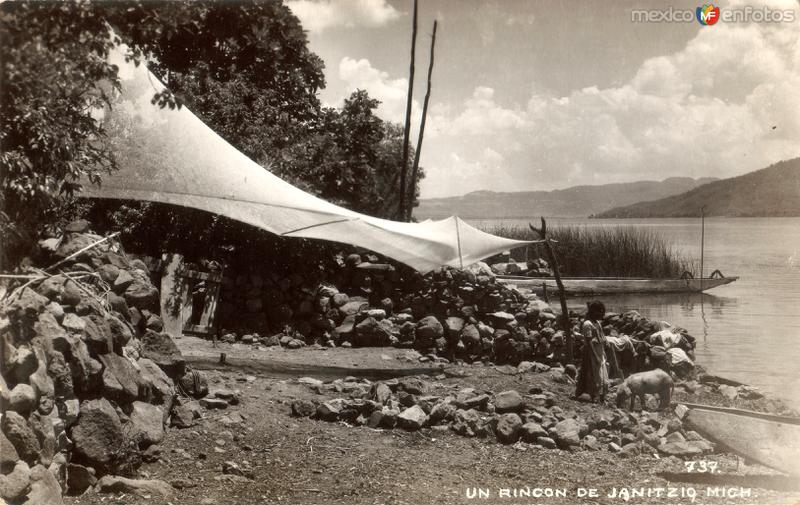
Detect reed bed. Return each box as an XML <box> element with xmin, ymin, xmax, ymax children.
<box><xmin>482</xmin><ymin>223</ymin><xmax>696</xmax><ymax>278</ymax></box>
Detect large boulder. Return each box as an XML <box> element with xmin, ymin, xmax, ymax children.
<box><xmin>415</xmin><ymin>316</ymin><xmax>443</xmax><ymax>344</ymax></box>
<box><xmin>8</xmin><ymin>347</ymin><xmax>38</xmax><ymax>384</ymax></box>
<box><xmin>69</xmin><ymin>398</ymin><xmax>125</xmax><ymax>473</ymax></box>
<box><xmin>8</xmin><ymin>384</ymin><xmax>38</xmax><ymax>417</ymax></box>
<box><xmin>353</xmin><ymin>317</ymin><xmax>393</xmax><ymax>347</ymax></box>
<box><xmin>98</xmin><ymin>353</ymin><xmax>140</xmax><ymax>403</ymax></box>
<box><xmin>125</xmin><ymin>402</ymin><xmax>165</xmax><ymax>448</ymax></box>
<box><xmin>25</xmin><ymin>464</ymin><xmax>64</xmax><ymax>505</ymax></box>
<box><xmin>81</xmin><ymin>316</ymin><xmax>114</xmax><ymax>355</ymax></box>
<box><xmin>140</xmin><ymin>331</ymin><xmax>185</xmax><ymax>379</ymax></box>
<box><xmin>137</xmin><ymin>358</ymin><xmax>175</xmax><ymax>410</ymax></box>
<box><xmin>451</xmin><ymin>409</ymin><xmax>483</xmax><ymax>437</ymax></box>
<box><xmin>2</xmin><ymin>411</ymin><xmax>40</xmax><ymax>465</ymax></box>
<box><xmin>33</xmin><ymin>312</ymin><xmax>69</xmax><ymax>353</ymax></box>
<box><xmin>0</xmin><ymin>461</ymin><xmax>30</xmax><ymax>502</ymax></box>
<box><xmin>123</xmin><ymin>273</ymin><xmax>159</xmax><ymax>311</ymax></box>
<box><xmin>65</xmin><ymin>337</ymin><xmax>103</xmax><ymax>395</ymax></box>
<box><xmin>0</xmin><ymin>430</ymin><xmax>20</xmax><ymax>472</ymax></box>
<box><xmin>4</xmin><ymin>288</ymin><xmax>48</xmax><ymax>325</ymax></box>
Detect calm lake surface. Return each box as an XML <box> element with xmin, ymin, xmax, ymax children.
<box><xmin>469</xmin><ymin>217</ymin><xmax>800</xmax><ymax>409</ymax></box>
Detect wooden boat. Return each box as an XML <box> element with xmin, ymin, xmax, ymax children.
<box><xmin>496</xmin><ymin>275</ymin><xmax>737</xmax><ymax>295</ymax></box>
<box><xmin>675</xmin><ymin>403</ymin><xmax>800</xmax><ymax>476</ymax></box>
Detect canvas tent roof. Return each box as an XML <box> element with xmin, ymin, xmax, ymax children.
<box><xmin>80</xmin><ymin>48</ymin><xmax>532</xmax><ymax>272</ymax></box>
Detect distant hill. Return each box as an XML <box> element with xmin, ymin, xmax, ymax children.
<box><xmin>595</xmin><ymin>159</ymin><xmax>800</xmax><ymax>218</ymax></box>
<box><xmin>415</xmin><ymin>177</ymin><xmax>717</xmax><ymax>219</ymax></box>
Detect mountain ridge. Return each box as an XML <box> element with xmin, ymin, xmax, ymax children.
<box><xmin>415</xmin><ymin>177</ymin><xmax>718</xmax><ymax>219</ymax></box>
<box><xmin>595</xmin><ymin>159</ymin><xmax>800</xmax><ymax>218</ymax></box>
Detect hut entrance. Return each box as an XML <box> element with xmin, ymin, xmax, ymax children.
<box><xmin>159</xmin><ymin>254</ymin><xmax>223</xmax><ymax>338</ymax></box>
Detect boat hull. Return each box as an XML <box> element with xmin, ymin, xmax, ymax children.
<box><xmin>497</xmin><ymin>276</ymin><xmax>738</xmax><ymax>295</ymax></box>
<box><xmin>676</xmin><ymin>403</ymin><xmax>800</xmax><ymax>476</ymax></box>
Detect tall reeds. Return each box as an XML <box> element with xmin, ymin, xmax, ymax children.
<box><xmin>482</xmin><ymin>223</ymin><xmax>696</xmax><ymax>278</ymax></box>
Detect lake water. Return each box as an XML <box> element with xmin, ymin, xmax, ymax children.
<box><xmin>469</xmin><ymin>217</ymin><xmax>800</xmax><ymax>409</ymax></box>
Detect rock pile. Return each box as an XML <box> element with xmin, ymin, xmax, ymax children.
<box><xmin>0</xmin><ymin>223</ymin><xmax>185</xmax><ymax>503</ymax></box>
<box><xmin>218</xmin><ymin>263</ymin><xmax>564</xmax><ymax>366</ymax></box>
<box><xmin>290</xmin><ymin>376</ymin><xmax>715</xmax><ymax>458</ymax></box>
<box><xmin>597</xmin><ymin>310</ymin><xmax>697</xmax><ymax>374</ymax></box>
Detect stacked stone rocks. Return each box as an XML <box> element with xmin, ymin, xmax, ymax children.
<box><xmin>291</xmin><ymin>376</ymin><xmax>715</xmax><ymax>458</ymax></box>
<box><xmin>217</xmin><ymin>262</ymin><xmax>564</xmax><ymax>366</ymax></box>
<box><xmin>0</xmin><ymin>222</ymin><xmax>183</xmax><ymax>503</ymax></box>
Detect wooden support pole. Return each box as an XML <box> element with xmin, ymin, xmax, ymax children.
<box><xmin>398</xmin><ymin>0</ymin><xmax>418</xmax><ymax>221</ymax></box>
<box><xmin>407</xmin><ymin>19</ymin><xmax>437</xmax><ymax>222</ymax></box>
<box><xmin>530</xmin><ymin>217</ymin><xmax>573</xmax><ymax>363</ymax></box>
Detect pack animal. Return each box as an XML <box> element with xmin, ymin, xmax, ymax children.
<box><xmin>615</xmin><ymin>369</ymin><xmax>674</xmax><ymax>411</ymax></box>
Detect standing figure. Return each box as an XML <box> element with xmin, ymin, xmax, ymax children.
<box><xmin>574</xmin><ymin>300</ymin><xmax>609</xmax><ymax>403</ymax></box>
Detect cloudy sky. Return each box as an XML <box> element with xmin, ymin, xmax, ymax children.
<box><xmin>286</xmin><ymin>0</ymin><xmax>800</xmax><ymax>198</ymax></box>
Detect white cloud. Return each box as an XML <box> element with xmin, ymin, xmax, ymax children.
<box><xmin>286</xmin><ymin>0</ymin><xmax>401</xmax><ymax>33</ymax></box>
<box><xmin>337</xmin><ymin>57</ymin><xmax>422</xmax><ymax>126</ymax></box>
<box><xmin>420</xmin><ymin>13</ymin><xmax>800</xmax><ymax>197</ymax></box>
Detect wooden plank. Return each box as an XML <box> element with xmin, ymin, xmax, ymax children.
<box><xmin>159</xmin><ymin>254</ymin><xmax>184</xmax><ymax>339</ymax></box>
<box><xmin>199</xmin><ymin>281</ymin><xmax>222</xmax><ymax>333</ymax></box>
<box><xmin>181</xmin><ymin>270</ymin><xmax>223</xmax><ymax>282</ymax></box>
<box><xmin>180</xmin><ymin>278</ymin><xmax>193</xmax><ymax>328</ymax></box>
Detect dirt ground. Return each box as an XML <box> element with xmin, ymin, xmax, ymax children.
<box><xmin>64</xmin><ymin>337</ymin><xmax>800</xmax><ymax>505</ymax></box>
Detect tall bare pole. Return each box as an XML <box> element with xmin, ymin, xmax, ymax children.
<box><xmin>407</xmin><ymin>20</ymin><xmax>437</xmax><ymax>222</ymax></box>
<box><xmin>398</xmin><ymin>0</ymin><xmax>418</xmax><ymax>221</ymax></box>
<box><xmin>530</xmin><ymin>218</ymin><xmax>573</xmax><ymax>364</ymax></box>
<box><xmin>700</xmin><ymin>205</ymin><xmax>706</xmax><ymax>289</ymax></box>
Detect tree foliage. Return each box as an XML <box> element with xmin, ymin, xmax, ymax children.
<box><xmin>1</xmin><ymin>0</ymin><xmax>424</xmax><ymax>266</ymax></box>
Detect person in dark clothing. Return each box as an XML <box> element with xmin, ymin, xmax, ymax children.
<box><xmin>574</xmin><ymin>300</ymin><xmax>609</xmax><ymax>403</ymax></box>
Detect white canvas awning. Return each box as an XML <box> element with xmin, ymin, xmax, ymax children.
<box><xmin>80</xmin><ymin>48</ymin><xmax>531</xmax><ymax>272</ymax></box>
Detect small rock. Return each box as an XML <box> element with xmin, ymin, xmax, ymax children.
<box><xmin>297</xmin><ymin>377</ymin><xmax>324</xmax><ymax>387</ymax></box>
<box><xmin>494</xmin><ymin>390</ymin><xmax>524</xmax><ymax>413</ymax></box>
<box><xmin>398</xmin><ymin>377</ymin><xmax>428</xmax><ymax>395</ymax></box>
<box><xmin>397</xmin><ymin>405</ymin><xmax>428</xmax><ymax>431</ymax></box>
<box><xmin>520</xmin><ymin>422</ymin><xmax>548</xmax><ymax>443</ymax></box>
<box><xmin>290</xmin><ymin>400</ymin><xmax>316</xmax><ymax>418</ymax></box>
<box><xmin>95</xmin><ymin>475</ymin><xmax>173</xmax><ymax>497</ymax></box>
<box><xmin>658</xmin><ymin>441</ymin><xmax>703</xmax><ymax>457</ymax></box>
<box><xmin>495</xmin><ymin>413</ymin><xmax>523</xmax><ymax>444</ymax></box>
<box><xmin>66</xmin><ymin>464</ymin><xmax>96</xmax><ymax>494</ymax></box>
<box><xmin>553</xmin><ymin>418</ymin><xmax>586</xmax><ymax>449</ymax></box>
<box><xmin>316</xmin><ymin>400</ymin><xmax>343</xmax><ymax>421</ymax></box>
<box><xmin>200</xmin><ymin>398</ymin><xmax>229</xmax><ymax>410</ymax></box>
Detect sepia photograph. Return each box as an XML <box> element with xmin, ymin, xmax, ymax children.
<box><xmin>1</xmin><ymin>0</ymin><xmax>799</xmax><ymax>504</ymax></box>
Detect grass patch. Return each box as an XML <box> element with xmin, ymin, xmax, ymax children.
<box><xmin>482</xmin><ymin>223</ymin><xmax>696</xmax><ymax>278</ymax></box>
